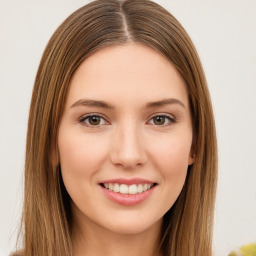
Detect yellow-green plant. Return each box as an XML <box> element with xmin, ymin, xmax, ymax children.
<box><xmin>228</xmin><ymin>243</ymin><xmax>256</xmax><ymax>256</ymax></box>
<box><xmin>229</xmin><ymin>251</ymin><xmax>239</xmax><ymax>256</ymax></box>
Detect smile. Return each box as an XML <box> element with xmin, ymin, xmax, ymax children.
<box><xmin>102</xmin><ymin>183</ymin><xmax>154</xmax><ymax>195</ymax></box>
<box><xmin>99</xmin><ymin>179</ymin><xmax>158</xmax><ymax>206</ymax></box>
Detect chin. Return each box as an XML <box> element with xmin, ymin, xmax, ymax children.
<box><xmin>96</xmin><ymin>212</ymin><xmax>163</xmax><ymax>236</ymax></box>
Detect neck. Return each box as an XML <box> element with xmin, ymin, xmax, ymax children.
<box><xmin>71</xmin><ymin>209</ymin><xmax>162</xmax><ymax>256</ymax></box>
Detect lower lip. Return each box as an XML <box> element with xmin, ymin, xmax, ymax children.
<box><xmin>100</xmin><ymin>185</ymin><xmax>156</xmax><ymax>206</ymax></box>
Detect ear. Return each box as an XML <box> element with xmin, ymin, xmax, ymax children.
<box><xmin>188</xmin><ymin>152</ymin><xmax>195</xmax><ymax>166</ymax></box>
<box><xmin>188</xmin><ymin>138</ymin><xmax>196</xmax><ymax>166</ymax></box>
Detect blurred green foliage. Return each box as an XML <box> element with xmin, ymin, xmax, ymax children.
<box><xmin>228</xmin><ymin>243</ymin><xmax>256</xmax><ymax>256</ymax></box>
<box><xmin>229</xmin><ymin>252</ymin><xmax>239</xmax><ymax>256</ymax></box>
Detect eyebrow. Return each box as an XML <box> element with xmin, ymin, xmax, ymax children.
<box><xmin>70</xmin><ymin>99</ymin><xmax>115</xmax><ymax>109</ymax></box>
<box><xmin>145</xmin><ymin>98</ymin><xmax>185</xmax><ymax>109</ymax></box>
<box><xmin>70</xmin><ymin>98</ymin><xmax>185</xmax><ymax>109</ymax></box>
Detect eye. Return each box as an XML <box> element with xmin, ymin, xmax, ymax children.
<box><xmin>79</xmin><ymin>114</ymin><xmax>108</xmax><ymax>127</ymax></box>
<box><xmin>148</xmin><ymin>114</ymin><xmax>176</xmax><ymax>126</ymax></box>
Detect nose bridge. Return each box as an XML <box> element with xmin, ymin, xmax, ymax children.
<box><xmin>111</xmin><ymin>120</ymin><xmax>146</xmax><ymax>168</ymax></box>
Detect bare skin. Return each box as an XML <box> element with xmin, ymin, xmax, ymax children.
<box><xmin>72</xmin><ymin>202</ymin><xmax>162</xmax><ymax>256</ymax></box>
<box><xmin>58</xmin><ymin>43</ymin><xmax>194</xmax><ymax>256</ymax></box>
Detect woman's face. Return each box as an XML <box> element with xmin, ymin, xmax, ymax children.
<box><xmin>58</xmin><ymin>43</ymin><xmax>194</xmax><ymax>236</ymax></box>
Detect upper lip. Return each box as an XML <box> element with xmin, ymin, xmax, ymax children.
<box><xmin>99</xmin><ymin>178</ymin><xmax>157</xmax><ymax>185</ymax></box>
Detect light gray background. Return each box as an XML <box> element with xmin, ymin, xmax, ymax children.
<box><xmin>0</xmin><ymin>0</ymin><xmax>255</xmax><ymax>255</ymax></box>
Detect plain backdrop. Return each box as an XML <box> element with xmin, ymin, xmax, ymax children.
<box><xmin>0</xmin><ymin>0</ymin><xmax>255</xmax><ymax>255</ymax></box>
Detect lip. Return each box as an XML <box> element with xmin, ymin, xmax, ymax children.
<box><xmin>99</xmin><ymin>178</ymin><xmax>157</xmax><ymax>206</ymax></box>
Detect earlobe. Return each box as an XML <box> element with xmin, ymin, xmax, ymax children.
<box><xmin>188</xmin><ymin>137</ymin><xmax>196</xmax><ymax>165</ymax></box>
<box><xmin>188</xmin><ymin>153</ymin><xmax>195</xmax><ymax>166</ymax></box>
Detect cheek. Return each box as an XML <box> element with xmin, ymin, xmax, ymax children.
<box><xmin>147</xmin><ymin>133</ymin><xmax>192</xmax><ymax>185</ymax></box>
<box><xmin>58</xmin><ymin>130</ymin><xmax>110</xmax><ymax>180</ymax></box>
<box><xmin>143</xmin><ymin>133</ymin><xmax>192</xmax><ymax>213</ymax></box>
<box><xmin>150</xmin><ymin>134</ymin><xmax>191</xmax><ymax>166</ymax></box>
<box><xmin>58</xmin><ymin>130</ymin><xmax>112</xmax><ymax>208</ymax></box>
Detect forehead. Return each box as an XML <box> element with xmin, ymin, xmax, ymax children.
<box><xmin>66</xmin><ymin>43</ymin><xmax>189</xmax><ymax>108</ymax></box>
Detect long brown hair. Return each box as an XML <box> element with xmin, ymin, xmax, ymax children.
<box><xmin>13</xmin><ymin>0</ymin><xmax>217</xmax><ymax>255</ymax></box>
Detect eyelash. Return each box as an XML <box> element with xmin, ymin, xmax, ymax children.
<box><xmin>78</xmin><ymin>113</ymin><xmax>176</xmax><ymax>128</ymax></box>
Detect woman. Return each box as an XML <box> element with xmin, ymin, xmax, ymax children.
<box><xmin>13</xmin><ymin>0</ymin><xmax>217</xmax><ymax>255</ymax></box>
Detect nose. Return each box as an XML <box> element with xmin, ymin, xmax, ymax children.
<box><xmin>110</xmin><ymin>122</ymin><xmax>147</xmax><ymax>169</ymax></box>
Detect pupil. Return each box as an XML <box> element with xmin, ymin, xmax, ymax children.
<box><xmin>154</xmin><ymin>116</ymin><xmax>165</xmax><ymax>125</ymax></box>
<box><xmin>89</xmin><ymin>116</ymin><xmax>100</xmax><ymax>125</ymax></box>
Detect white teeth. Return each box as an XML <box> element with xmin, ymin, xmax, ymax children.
<box><xmin>137</xmin><ymin>184</ymin><xmax>143</xmax><ymax>193</ymax></box>
<box><xmin>113</xmin><ymin>183</ymin><xmax>120</xmax><ymax>192</ymax></box>
<box><xmin>128</xmin><ymin>184</ymin><xmax>137</xmax><ymax>194</ymax></box>
<box><xmin>109</xmin><ymin>183</ymin><xmax>114</xmax><ymax>191</ymax></box>
<box><xmin>103</xmin><ymin>183</ymin><xmax>154</xmax><ymax>194</ymax></box>
<box><xmin>120</xmin><ymin>184</ymin><xmax>128</xmax><ymax>194</ymax></box>
<box><xmin>143</xmin><ymin>184</ymin><xmax>148</xmax><ymax>192</ymax></box>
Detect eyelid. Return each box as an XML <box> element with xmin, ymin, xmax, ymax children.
<box><xmin>78</xmin><ymin>113</ymin><xmax>110</xmax><ymax>128</ymax></box>
<box><xmin>147</xmin><ymin>113</ymin><xmax>176</xmax><ymax>126</ymax></box>
<box><xmin>78</xmin><ymin>112</ymin><xmax>176</xmax><ymax>128</ymax></box>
